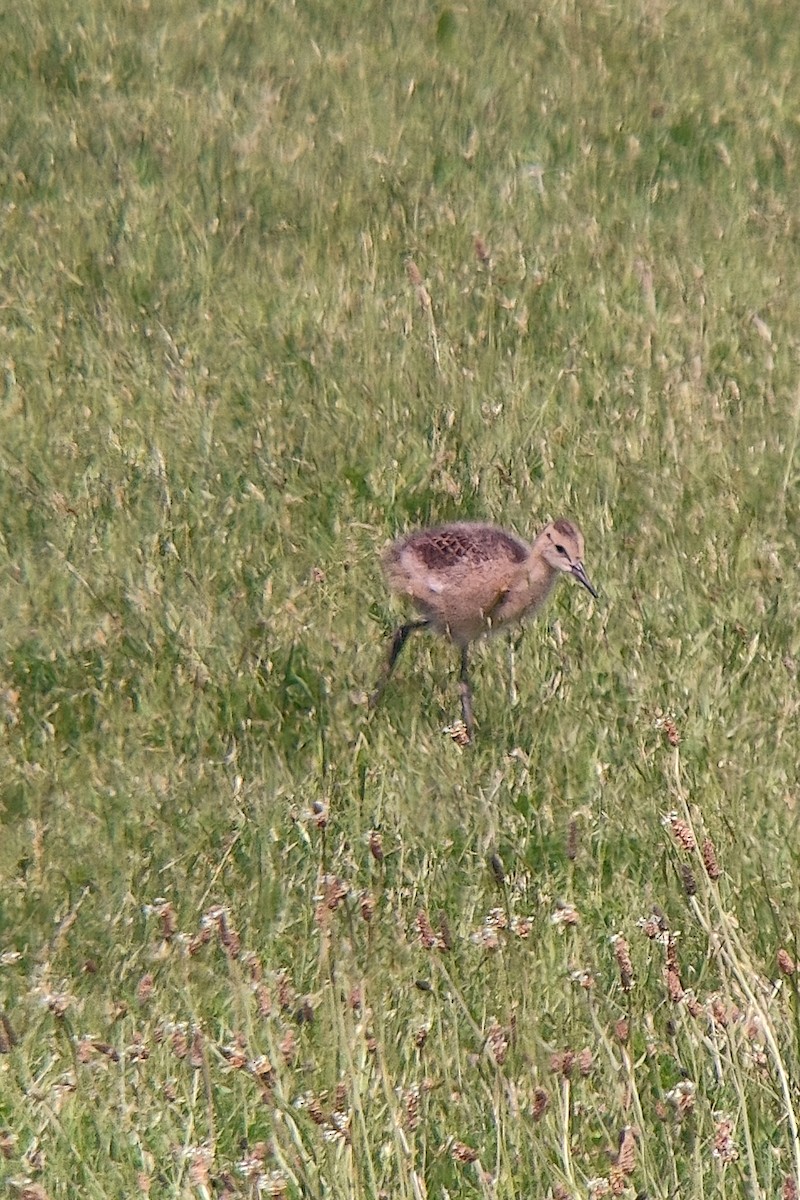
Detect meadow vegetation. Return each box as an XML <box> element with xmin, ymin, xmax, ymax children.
<box><xmin>2</xmin><ymin>0</ymin><xmax>800</xmax><ymax>1196</ymax></box>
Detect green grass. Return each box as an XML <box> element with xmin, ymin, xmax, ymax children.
<box><xmin>2</xmin><ymin>0</ymin><xmax>800</xmax><ymax>1195</ymax></box>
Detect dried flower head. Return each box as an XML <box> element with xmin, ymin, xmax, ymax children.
<box><xmin>368</xmin><ymin>830</ymin><xmax>384</xmax><ymax>863</ymax></box>
<box><xmin>241</xmin><ymin>955</ymin><xmax>262</xmax><ymax>984</ymax></box>
<box><xmin>551</xmin><ymin>902</ymin><xmax>580</xmax><ymax>928</ymax></box>
<box><xmin>708</xmin><ymin>995</ymin><xmax>740</xmax><ymax>1029</ymax></box>
<box><xmin>450</xmin><ymin>1140</ymin><xmax>479</xmax><ymax>1164</ymax></box>
<box><xmin>778</xmin><ymin>948</ymin><xmax>796</xmax><ymax>976</ymax></box>
<box><xmin>186</xmin><ymin>1143</ymin><xmax>213</xmax><ymax>1188</ymax></box>
<box><xmin>684</xmin><ymin>990</ymin><xmax>703</xmax><ymax>1019</ymax></box>
<box><xmin>486</xmin><ymin>1020</ymin><xmax>509</xmax><ymax>1066</ymax></box>
<box><xmin>276</xmin><ymin>971</ymin><xmax>296</xmax><ymax>1012</ymax></box>
<box><xmin>200</xmin><ymin>903</ymin><xmax>226</xmax><ymax>930</ymax></box>
<box><xmin>18</xmin><ymin>1185</ymin><xmax>52</xmax><ymax>1200</ymax></box>
<box><xmin>405</xmin><ymin>1084</ymin><xmax>420</xmax><ymax>1131</ymax></box>
<box><xmin>314</xmin><ymin>875</ymin><xmax>350</xmax><ymax>925</ymax></box>
<box><xmin>702</xmin><ymin>838</ymin><xmax>721</xmax><ymax>880</ymax></box>
<box><xmin>663</xmin><ymin>717</ymin><xmax>680</xmax><ymax>746</ymax></box>
<box><xmin>40</xmin><ymin>989</ymin><xmax>75</xmax><ymax>1019</ymax></box>
<box><xmin>221</xmin><ymin>1037</ymin><xmax>248</xmax><ymax>1070</ymax></box>
<box><xmin>666</xmin><ymin>1080</ymin><xmax>695</xmax><ymax>1120</ymax></box>
<box><xmin>566</xmin><ymin>817</ymin><xmax>579</xmax><ymax>861</ymax></box>
<box><xmin>306</xmin><ymin>1095</ymin><xmax>326</xmax><ymax>1126</ymax></box>
<box><xmin>189</xmin><ymin>1027</ymin><xmax>204</xmax><ymax>1069</ymax></box>
<box><xmin>616</xmin><ymin>1126</ymin><xmax>637</xmax><ymax>1175</ymax></box>
<box><xmin>415</xmin><ymin>910</ymin><xmax>440</xmax><ymax>950</ymax></box>
<box><xmin>263</xmin><ymin>1171</ymin><xmax>289</xmax><ymax>1198</ymax></box>
<box><xmin>550</xmin><ymin>1050</ymin><xmax>575</xmax><ymax>1078</ymax></box>
<box><xmin>531</xmin><ymin>1086</ymin><xmax>549</xmax><ymax>1121</ymax></box>
<box><xmin>712</xmin><ymin>1114</ymin><xmax>739</xmax><ymax>1163</ymax></box>
<box><xmin>136</xmin><ymin>974</ymin><xmax>154</xmax><ymax>1006</ymax></box>
<box><xmin>489</xmin><ymin>853</ymin><xmax>505</xmax><ymax>885</ymax></box>
<box><xmin>665</xmin><ymin>963</ymin><xmax>684</xmax><ymax>1002</ymax></box>
<box><xmin>187</xmin><ymin>926</ymin><xmax>213</xmax><ymax>956</ymax></box>
<box><xmin>237</xmin><ymin>1147</ymin><xmax>267</xmax><ymax>1181</ymax></box>
<box><xmin>639</xmin><ymin>915</ymin><xmax>661</xmax><ymax>940</ymax></box>
<box><xmin>406</xmin><ymin>258</ymin><xmax>424</xmax><ymax>288</ymax></box>
<box><xmin>609</xmin><ymin>1167</ymin><xmax>626</xmax><ymax>1196</ymax></box>
<box><xmin>219</xmin><ymin>914</ymin><xmax>241</xmax><ymax>958</ymax></box>
<box><xmin>679</xmin><ymin>863</ymin><xmax>697</xmax><ymax>896</ymax></box>
<box><xmin>248</xmin><ymin>1055</ymin><xmax>274</xmax><ymax>1084</ymax></box>
<box><xmin>474</xmin><ymin>235</ymin><xmax>491</xmax><ymax>267</ymax></box>
<box><xmin>611</xmin><ymin>935</ymin><xmax>634</xmax><ymax>991</ymax></box>
<box><xmin>279</xmin><ymin>1027</ymin><xmax>297</xmax><ymax>1065</ymax></box>
<box><xmin>348</xmin><ymin>984</ymin><xmax>363</xmax><ymax>1013</ymax></box>
<box><xmin>158</xmin><ymin>901</ymin><xmax>177</xmax><ymax>941</ymax></box>
<box><xmin>445</xmin><ymin>719</ymin><xmax>471</xmax><ymax>747</ymax></box>
<box><xmin>358</xmin><ymin>891</ymin><xmax>375</xmax><ymax>923</ymax></box>
<box><xmin>663</xmin><ymin>812</ymin><xmax>696</xmax><ymax>852</ymax></box>
<box><xmin>0</xmin><ymin>1012</ymin><xmax>17</xmax><ymax>1053</ymax></box>
<box><xmin>310</xmin><ymin>799</ymin><xmax>328</xmax><ymax>829</ymax></box>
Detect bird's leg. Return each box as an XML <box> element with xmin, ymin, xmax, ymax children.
<box><xmin>507</xmin><ymin>629</ymin><xmax>525</xmax><ymax>708</ymax></box>
<box><xmin>507</xmin><ymin>633</ymin><xmax>518</xmax><ymax>708</ymax></box>
<box><xmin>458</xmin><ymin>645</ymin><xmax>475</xmax><ymax>742</ymax></box>
<box><xmin>369</xmin><ymin>620</ymin><xmax>430</xmax><ymax>710</ymax></box>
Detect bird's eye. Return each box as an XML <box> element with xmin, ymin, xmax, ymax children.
<box><xmin>555</xmin><ymin>544</ymin><xmax>567</xmax><ymax>555</ymax></box>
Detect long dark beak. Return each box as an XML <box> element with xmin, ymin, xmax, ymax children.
<box><xmin>571</xmin><ymin>561</ymin><xmax>598</xmax><ymax>598</ymax></box>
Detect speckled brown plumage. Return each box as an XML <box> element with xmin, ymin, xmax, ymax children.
<box><xmin>387</xmin><ymin>524</ymin><xmax>528</xmax><ymax>572</ymax></box>
<box><xmin>371</xmin><ymin>517</ymin><xmax>597</xmax><ymax>741</ymax></box>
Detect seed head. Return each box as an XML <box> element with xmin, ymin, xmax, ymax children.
<box><xmin>778</xmin><ymin>948</ymin><xmax>796</xmax><ymax>976</ymax></box>
<box><xmin>611</xmin><ymin>935</ymin><xmax>634</xmax><ymax>991</ymax></box>
<box><xmin>550</xmin><ymin>1050</ymin><xmax>575</xmax><ymax>1078</ymax></box>
<box><xmin>531</xmin><ymin>1086</ymin><xmax>549</xmax><ymax>1121</ymax></box>
<box><xmin>664</xmin><ymin>813</ymin><xmax>696</xmax><ymax>852</ymax></box>
<box><xmin>616</xmin><ymin>1126</ymin><xmax>637</xmax><ymax>1175</ymax></box>
<box><xmin>415</xmin><ymin>910</ymin><xmax>440</xmax><ymax>950</ymax></box>
<box><xmin>578</xmin><ymin>1047</ymin><xmax>593</xmax><ymax>1077</ymax></box>
<box><xmin>666</xmin><ymin>1079</ymin><xmax>696</xmax><ymax>1120</ymax></box>
<box><xmin>405</xmin><ymin>1084</ymin><xmax>420</xmax><ymax>1131</ymax></box>
<box><xmin>702</xmin><ymin>838</ymin><xmax>721</xmax><ymax>880</ymax></box>
<box><xmin>666</xmin><ymin>965</ymin><xmax>684</xmax><ymax>1003</ymax></box>
<box><xmin>566</xmin><ymin>817</ymin><xmax>579</xmax><ymax>861</ymax></box>
<box><xmin>279</xmin><ymin>1027</ymin><xmax>297</xmax><ymax>1065</ymax></box>
<box><xmin>712</xmin><ymin>1114</ymin><xmax>739</xmax><ymax>1163</ymax></box>
<box><xmin>489</xmin><ymin>853</ymin><xmax>505</xmax><ymax>885</ymax></box>
<box><xmin>474</xmin><ymin>235</ymin><xmax>491</xmax><ymax>267</ymax></box>
<box><xmin>486</xmin><ymin>1020</ymin><xmax>509</xmax><ymax>1066</ymax></box>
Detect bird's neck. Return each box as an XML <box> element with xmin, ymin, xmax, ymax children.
<box><xmin>525</xmin><ymin>553</ymin><xmax>559</xmax><ymax>603</ymax></box>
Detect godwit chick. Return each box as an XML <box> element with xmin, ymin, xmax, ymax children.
<box><xmin>370</xmin><ymin>518</ymin><xmax>597</xmax><ymax>741</ymax></box>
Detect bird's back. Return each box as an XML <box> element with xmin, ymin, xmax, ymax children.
<box><xmin>382</xmin><ymin>522</ymin><xmax>532</xmax><ymax>643</ymax></box>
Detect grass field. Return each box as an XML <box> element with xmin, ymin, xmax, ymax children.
<box><xmin>3</xmin><ymin>0</ymin><xmax>800</xmax><ymax>1196</ymax></box>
